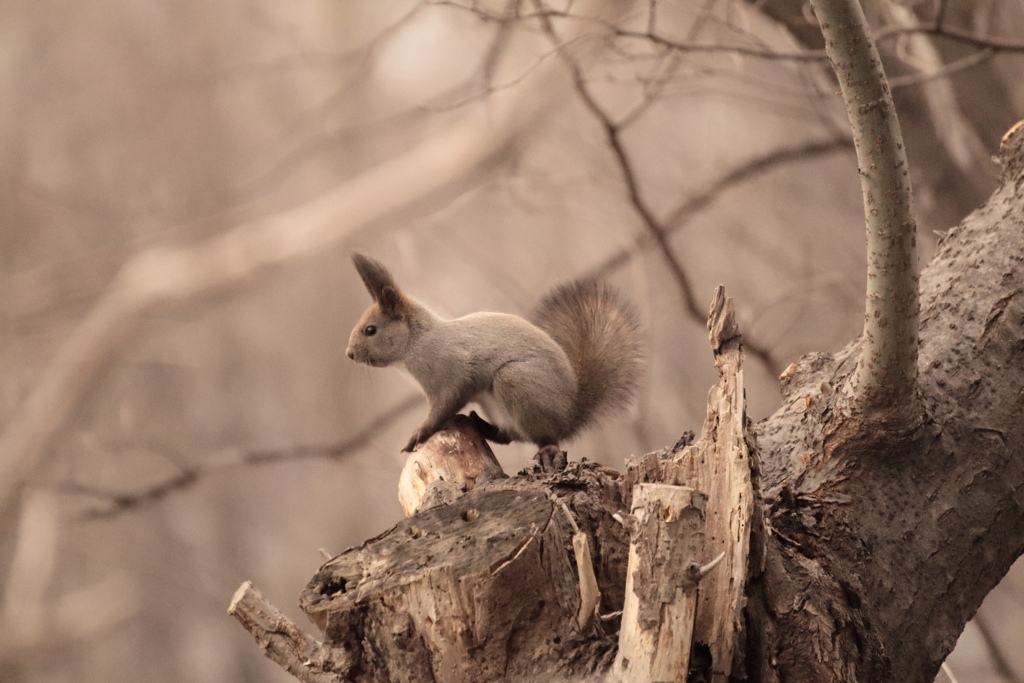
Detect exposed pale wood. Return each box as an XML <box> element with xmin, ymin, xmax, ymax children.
<box><xmin>620</xmin><ymin>287</ymin><xmax>756</xmax><ymax>681</ymax></box>
<box><xmin>298</xmin><ymin>464</ymin><xmax>630</xmax><ymax>682</ymax></box>
<box><xmin>573</xmin><ymin>531</ymin><xmax>601</xmax><ymax>630</ymax></box>
<box><xmin>397</xmin><ymin>414</ymin><xmax>506</xmax><ymax>517</ymax></box>
<box><xmin>683</xmin><ymin>287</ymin><xmax>754</xmax><ymax>681</ymax></box>
<box><xmin>228</xmin><ymin>581</ymin><xmax>344</xmax><ymax>683</ymax></box>
<box><xmin>612</xmin><ymin>483</ymin><xmax>706</xmax><ymax>683</ymax></box>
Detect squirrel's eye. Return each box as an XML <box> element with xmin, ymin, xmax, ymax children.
<box><xmin>363</xmin><ymin>325</ymin><xmax>377</xmax><ymax>336</ymax></box>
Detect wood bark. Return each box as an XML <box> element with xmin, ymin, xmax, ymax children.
<box><xmin>228</xmin><ymin>582</ymin><xmax>343</xmax><ymax>683</ymax></box>
<box><xmin>300</xmin><ymin>465</ymin><xmax>631</xmax><ymax>682</ymax></box>
<box><xmin>744</xmin><ymin>123</ymin><xmax>1024</xmax><ymax>682</ymax></box>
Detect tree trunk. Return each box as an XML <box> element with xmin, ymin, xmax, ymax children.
<box><xmin>231</xmin><ymin>125</ymin><xmax>1024</xmax><ymax>682</ymax></box>
<box><xmin>746</xmin><ymin>123</ymin><xmax>1024</xmax><ymax>682</ymax></box>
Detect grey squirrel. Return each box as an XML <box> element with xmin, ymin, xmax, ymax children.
<box><xmin>345</xmin><ymin>253</ymin><xmax>642</xmax><ymax>454</ymax></box>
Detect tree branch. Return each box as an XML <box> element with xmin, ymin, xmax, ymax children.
<box><xmin>586</xmin><ymin>137</ymin><xmax>853</xmax><ymax>281</ymax></box>
<box><xmin>62</xmin><ymin>394</ymin><xmax>422</xmax><ymax>519</ymax></box>
<box><xmin>535</xmin><ymin>0</ymin><xmax>788</xmax><ymax>377</ymax></box>
<box><xmin>881</xmin><ymin>2</ymin><xmax>992</xmax><ymax>180</ymax></box>
<box><xmin>613</xmin><ymin>28</ymin><xmax>828</xmax><ymax>62</ymax></box>
<box><xmin>874</xmin><ymin>23</ymin><xmax>1024</xmax><ymax>53</ymax></box>
<box><xmin>887</xmin><ymin>47</ymin><xmax>995</xmax><ymax>89</ymax></box>
<box><xmin>810</xmin><ymin>0</ymin><xmax>919</xmax><ymax>414</ymax></box>
<box><xmin>228</xmin><ymin>581</ymin><xmax>345</xmax><ymax>683</ymax></box>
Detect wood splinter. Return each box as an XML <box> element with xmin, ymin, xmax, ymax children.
<box><xmin>700</xmin><ymin>551</ymin><xmax>726</xmax><ymax>578</ymax></box>
<box><xmin>562</xmin><ymin>501</ymin><xmax>602</xmax><ymax>630</ymax></box>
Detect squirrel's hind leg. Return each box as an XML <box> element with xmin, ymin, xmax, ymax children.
<box><xmin>534</xmin><ymin>444</ymin><xmax>568</xmax><ymax>472</ymax></box>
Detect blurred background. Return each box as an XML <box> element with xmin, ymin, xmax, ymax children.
<box><xmin>0</xmin><ymin>1</ymin><xmax>1022</xmax><ymax>681</ymax></box>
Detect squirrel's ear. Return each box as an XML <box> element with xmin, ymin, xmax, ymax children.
<box><xmin>352</xmin><ymin>252</ymin><xmax>405</xmax><ymax>317</ymax></box>
<box><xmin>352</xmin><ymin>252</ymin><xmax>395</xmax><ymax>301</ymax></box>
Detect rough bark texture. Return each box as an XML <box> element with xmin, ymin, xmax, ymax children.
<box><xmin>746</xmin><ymin>124</ymin><xmax>1024</xmax><ymax>682</ymax></box>
<box><xmin>228</xmin><ymin>582</ymin><xmax>343</xmax><ymax>683</ymax></box>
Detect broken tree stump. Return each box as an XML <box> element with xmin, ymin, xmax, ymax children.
<box><xmin>299</xmin><ymin>464</ymin><xmax>631</xmax><ymax>682</ymax></box>
<box><xmin>621</xmin><ymin>286</ymin><xmax>757</xmax><ymax>681</ymax></box>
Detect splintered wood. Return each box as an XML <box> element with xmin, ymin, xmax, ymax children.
<box><xmin>689</xmin><ymin>286</ymin><xmax>755</xmax><ymax>681</ymax></box>
<box><xmin>620</xmin><ymin>285</ymin><xmax>755</xmax><ymax>682</ymax></box>
<box><xmin>299</xmin><ymin>485</ymin><xmax>601</xmax><ymax>682</ymax></box>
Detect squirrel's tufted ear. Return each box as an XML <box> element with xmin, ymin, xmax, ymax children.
<box><xmin>352</xmin><ymin>252</ymin><xmax>404</xmax><ymax>317</ymax></box>
<box><xmin>352</xmin><ymin>252</ymin><xmax>393</xmax><ymax>297</ymax></box>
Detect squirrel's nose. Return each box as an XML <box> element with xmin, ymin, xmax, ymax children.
<box><xmin>345</xmin><ymin>347</ymin><xmax>355</xmax><ymax>360</ymax></box>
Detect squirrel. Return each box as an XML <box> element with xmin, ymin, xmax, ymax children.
<box><xmin>345</xmin><ymin>252</ymin><xmax>643</xmax><ymax>456</ymax></box>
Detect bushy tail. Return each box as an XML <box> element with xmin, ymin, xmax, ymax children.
<box><xmin>530</xmin><ymin>280</ymin><xmax>643</xmax><ymax>438</ymax></box>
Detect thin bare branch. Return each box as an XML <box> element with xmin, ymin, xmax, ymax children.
<box><xmin>62</xmin><ymin>394</ymin><xmax>422</xmax><ymax>519</ymax></box>
<box><xmin>614</xmin><ymin>29</ymin><xmax>829</xmax><ymax>61</ymax></box>
<box><xmin>536</xmin><ymin>1</ymin><xmax>799</xmax><ymax>378</ymax></box>
<box><xmin>535</xmin><ymin>4</ymin><xmax>698</xmax><ymax>312</ymax></box>
<box><xmin>587</xmin><ymin>137</ymin><xmax>853</xmax><ymax>281</ymax></box>
<box><xmin>882</xmin><ymin>2</ymin><xmax>993</xmax><ymax>180</ymax></box>
<box><xmin>663</xmin><ymin>138</ymin><xmax>853</xmax><ymax>230</ymax></box>
<box><xmin>875</xmin><ymin>23</ymin><xmax>1024</xmax><ymax>53</ymax></box>
<box><xmin>0</xmin><ymin>52</ymin><xmax>557</xmax><ymax>512</ymax></box>
<box><xmin>888</xmin><ymin>47</ymin><xmax>996</xmax><ymax>89</ymax></box>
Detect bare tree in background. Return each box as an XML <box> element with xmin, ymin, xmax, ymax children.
<box><xmin>1</xmin><ymin>1</ymin><xmax>1024</xmax><ymax>682</ymax></box>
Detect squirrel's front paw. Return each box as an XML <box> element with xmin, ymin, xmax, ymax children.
<box><xmin>402</xmin><ymin>426</ymin><xmax>435</xmax><ymax>452</ymax></box>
